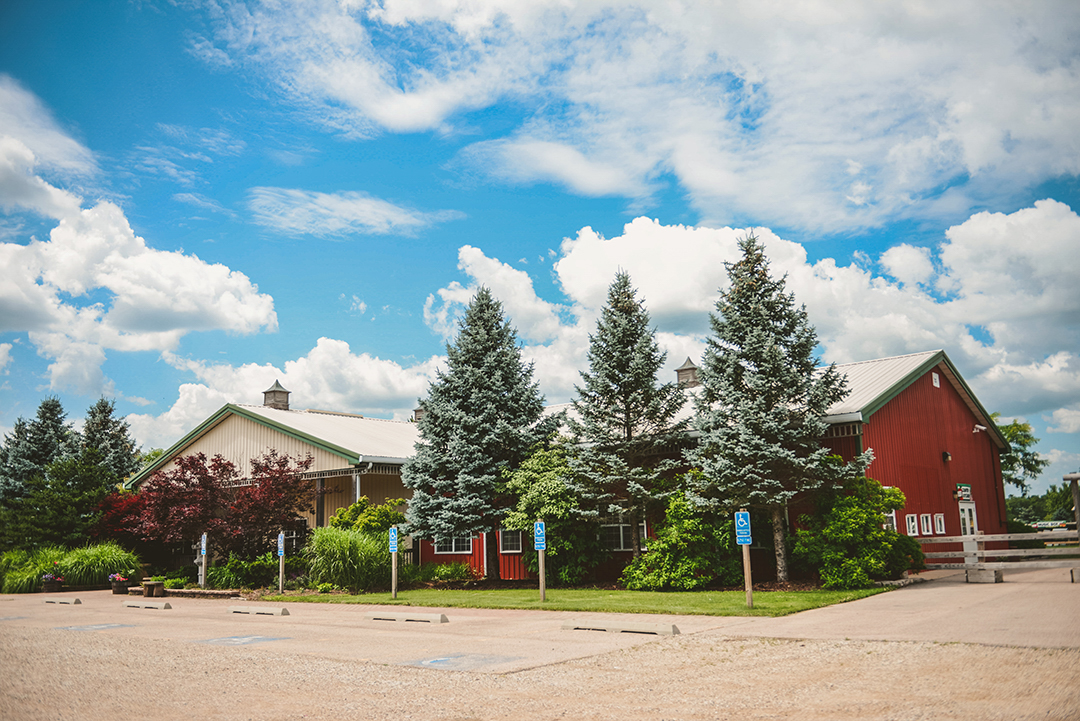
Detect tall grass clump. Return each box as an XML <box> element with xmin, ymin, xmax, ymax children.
<box><xmin>2</xmin><ymin>547</ymin><xmax>67</xmax><ymax>593</ymax></box>
<box><xmin>304</xmin><ymin>527</ymin><xmax>390</xmax><ymax>592</ymax></box>
<box><xmin>58</xmin><ymin>542</ymin><xmax>141</xmax><ymax>587</ymax></box>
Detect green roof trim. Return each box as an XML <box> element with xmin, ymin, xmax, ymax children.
<box><xmin>858</xmin><ymin>350</ymin><xmax>1009</xmax><ymax>451</ymax></box>
<box><xmin>125</xmin><ymin>404</ymin><xmax>361</xmax><ymax>489</ymax></box>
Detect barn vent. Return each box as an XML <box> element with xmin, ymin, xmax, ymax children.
<box><xmin>675</xmin><ymin>357</ymin><xmax>700</xmax><ymax>388</ymax></box>
<box><xmin>263</xmin><ymin>380</ymin><xmax>290</xmax><ymax>411</ymax></box>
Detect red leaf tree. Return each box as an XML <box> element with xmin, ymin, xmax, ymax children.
<box><xmin>138</xmin><ymin>451</ymin><xmax>315</xmax><ymax>560</ymax></box>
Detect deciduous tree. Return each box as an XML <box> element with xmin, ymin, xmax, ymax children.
<box><xmin>991</xmin><ymin>412</ymin><xmax>1049</xmax><ymax>494</ymax></box>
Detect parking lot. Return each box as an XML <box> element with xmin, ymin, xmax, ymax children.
<box><xmin>2</xmin><ymin>568</ymin><xmax>1078</xmax><ymax>720</ymax></box>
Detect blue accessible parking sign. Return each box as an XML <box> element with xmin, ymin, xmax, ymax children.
<box><xmin>534</xmin><ymin>521</ymin><xmax>546</xmax><ymax>551</ymax></box>
<box><xmin>735</xmin><ymin>511</ymin><xmax>752</xmax><ymax>546</ymax></box>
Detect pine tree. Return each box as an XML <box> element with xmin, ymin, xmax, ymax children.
<box><xmin>685</xmin><ymin>235</ymin><xmax>868</xmax><ymax>581</ymax></box>
<box><xmin>403</xmin><ymin>287</ymin><xmax>557</xmax><ymax>578</ymax></box>
<box><xmin>0</xmin><ymin>398</ymin><xmax>80</xmax><ymax>500</ymax></box>
<box><xmin>568</xmin><ymin>271</ymin><xmax>687</xmax><ymax>558</ymax></box>
<box><xmin>81</xmin><ymin>398</ymin><xmax>141</xmax><ymax>482</ymax></box>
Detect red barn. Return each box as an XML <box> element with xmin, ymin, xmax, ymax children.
<box><xmin>821</xmin><ymin>350</ymin><xmax>1009</xmax><ymax>540</ymax></box>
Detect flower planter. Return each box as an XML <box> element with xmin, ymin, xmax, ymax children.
<box><xmin>111</xmin><ymin>581</ymin><xmax>130</xmax><ymax>595</ymax></box>
<box><xmin>42</xmin><ymin>580</ymin><xmax>63</xmax><ymax>593</ymax></box>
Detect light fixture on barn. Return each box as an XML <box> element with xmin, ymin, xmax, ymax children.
<box><xmin>942</xmin><ymin>451</ymin><xmax>952</xmax><ymax>463</ymax></box>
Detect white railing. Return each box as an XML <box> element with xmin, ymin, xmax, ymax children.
<box><xmin>914</xmin><ymin>530</ymin><xmax>1079</xmax><ymax>571</ymax></box>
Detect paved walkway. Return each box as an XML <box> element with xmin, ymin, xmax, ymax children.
<box><xmin>1</xmin><ymin>567</ymin><xmax>1076</xmax><ymax>674</ymax></box>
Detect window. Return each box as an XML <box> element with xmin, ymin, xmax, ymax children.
<box><xmin>500</xmin><ymin>529</ymin><xmax>522</xmax><ymax>553</ymax></box>
<box><xmin>934</xmin><ymin>513</ymin><xmax>946</xmax><ymax>535</ymax></box>
<box><xmin>883</xmin><ymin>509</ymin><xmax>897</xmax><ymax>532</ymax></box>
<box><xmin>905</xmin><ymin>514</ymin><xmax>919</xmax><ymax>536</ymax></box>
<box><xmin>932</xmin><ymin>371</ymin><xmax>940</xmax><ymax>388</ymax></box>
<box><xmin>920</xmin><ymin>514</ymin><xmax>932</xmax><ymax>536</ymax></box>
<box><xmin>601</xmin><ymin>521</ymin><xmax>647</xmax><ymax>551</ymax></box>
<box><xmin>434</xmin><ymin>536</ymin><xmax>472</xmax><ymax>554</ymax></box>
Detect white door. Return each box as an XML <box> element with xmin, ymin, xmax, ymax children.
<box><xmin>959</xmin><ymin>502</ymin><xmax>978</xmax><ymax>565</ymax></box>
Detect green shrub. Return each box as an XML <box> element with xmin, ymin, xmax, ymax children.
<box><xmin>57</xmin><ymin>542</ymin><xmax>141</xmax><ymax>587</ymax></box>
<box><xmin>620</xmin><ymin>492</ymin><xmax>742</xmax><ymax>591</ymax></box>
<box><xmin>317</xmin><ymin>582</ymin><xmax>335</xmax><ymax>593</ymax></box>
<box><xmin>1007</xmin><ymin>518</ymin><xmax>1045</xmax><ymax>549</ymax></box>
<box><xmin>328</xmin><ymin>497</ymin><xmax>406</xmax><ymax>535</ymax></box>
<box><xmin>400</xmin><ymin>561</ymin><xmax>477</xmax><ymax>584</ymax></box>
<box><xmin>163</xmin><ymin>578</ymin><xmax>186</xmax><ymax>589</ymax></box>
<box><xmin>206</xmin><ymin>552</ymin><xmax>309</xmax><ymax>589</ymax></box>
<box><xmin>794</xmin><ymin>477</ymin><xmax>911</xmax><ymax>589</ymax></box>
<box><xmin>502</xmin><ymin>447</ymin><xmax>607</xmax><ymax>586</ymax></box>
<box><xmin>304</xmin><ymin>526</ymin><xmax>390</xmax><ymax>592</ymax></box>
<box><xmin>882</xmin><ymin>532</ymin><xmax>926</xmax><ymax>578</ymax></box>
<box><xmin>1</xmin><ymin>547</ymin><xmax>67</xmax><ymax>593</ymax></box>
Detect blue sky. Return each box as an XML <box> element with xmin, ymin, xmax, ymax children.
<box><xmin>1</xmin><ymin>0</ymin><xmax>1078</xmax><ymax>496</ymax></box>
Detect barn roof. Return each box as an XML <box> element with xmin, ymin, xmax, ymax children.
<box><xmin>127</xmin><ymin>403</ymin><xmax>419</xmax><ymax>488</ymax></box>
<box><xmin>822</xmin><ymin>349</ymin><xmax>1008</xmax><ymax>449</ymax></box>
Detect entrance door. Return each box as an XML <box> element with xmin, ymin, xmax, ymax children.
<box><xmin>958</xmin><ymin>503</ymin><xmax>977</xmax><ymax>535</ymax></box>
<box><xmin>959</xmin><ymin>502</ymin><xmax>978</xmax><ymax>566</ymax></box>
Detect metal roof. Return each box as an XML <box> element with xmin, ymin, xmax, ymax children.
<box><xmin>821</xmin><ymin>349</ymin><xmax>1008</xmax><ymax>449</ymax></box>
<box><xmin>823</xmin><ymin>350</ymin><xmax>941</xmax><ymax>420</ymax></box>
<box><xmin>237</xmin><ymin>404</ymin><xmax>419</xmax><ymax>462</ymax></box>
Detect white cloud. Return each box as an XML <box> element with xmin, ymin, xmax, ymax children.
<box><xmin>189</xmin><ymin>1</ymin><xmax>1080</xmax><ymax>232</ymax></box>
<box><xmin>1048</xmin><ymin>408</ymin><xmax>1080</xmax><ymax>435</ymax></box>
<box><xmin>0</xmin><ymin>85</ymin><xmax>279</xmax><ymax>397</ymax></box>
<box><xmin>0</xmin><ymin>343</ymin><xmax>11</xmax><ymax>373</ymax></box>
<box><xmin>421</xmin><ymin>201</ymin><xmax>1080</xmax><ymax>431</ymax></box>
<box><xmin>173</xmin><ymin>192</ymin><xmax>239</xmax><ymax>219</ymax></box>
<box><xmin>129</xmin><ymin>339</ymin><xmax>443</xmax><ymax>449</ymax></box>
<box><xmin>879</xmin><ymin>244</ymin><xmax>934</xmax><ymax>287</ymax></box>
<box><xmin>247</xmin><ymin>187</ymin><xmax>465</xmax><ymax>236</ymax></box>
<box><xmin>0</xmin><ymin>74</ymin><xmax>96</xmax><ymax>178</ymax></box>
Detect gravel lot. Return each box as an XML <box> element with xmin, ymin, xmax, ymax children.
<box><xmin>3</xmin><ymin>623</ymin><xmax>1078</xmax><ymax>720</ymax></box>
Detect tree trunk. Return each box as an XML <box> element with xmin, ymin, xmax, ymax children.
<box><xmin>629</xmin><ymin>508</ymin><xmax>642</xmax><ymax>559</ymax></box>
<box><xmin>485</xmin><ymin>530</ymin><xmax>501</xmax><ymax>580</ymax></box>
<box><xmin>771</xmin><ymin>505</ymin><xmax>789</xmax><ymax>583</ymax></box>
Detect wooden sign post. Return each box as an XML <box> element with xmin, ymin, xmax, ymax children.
<box><xmin>389</xmin><ymin>526</ymin><xmax>399</xmax><ymax>600</ymax></box>
<box><xmin>735</xmin><ymin>509</ymin><xmax>753</xmax><ymax>609</ymax></box>
<box><xmin>534</xmin><ymin>520</ymin><xmax>546</xmax><ymax>602</ymax></box>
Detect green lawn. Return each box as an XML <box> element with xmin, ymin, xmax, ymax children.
<box><xmin>260</xmin><ymin>586</ymin><xmax>888</xmax><ymax>617</ymax></box>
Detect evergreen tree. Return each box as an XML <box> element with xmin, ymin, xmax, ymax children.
<box><xmin>0</xmin><ymin>398</ymin><xmax>80</xmax><ymax>500</ymax></box>
<box><xmin>81</xmin><ymin>398</ymin><xmax>141</xmax><ymax>482</ymax></box>
<box><xmin>0</xmin><ymin>448</ymin><xmax>117</xmax><ymax>551</ymax></box>
<box><xmin>403</xmin><ymin>287</ymin><xmax>557</xmax><ymax>578</ymax></box>
<box><xmin>685</xmin><ymin>235</ymin><xmax>868</xmax><ymax>581</ymax></box>
<box><xmin>568</xmin><ymin>271</ymin><xmax>687</xmax><ymax>558</ymax></box>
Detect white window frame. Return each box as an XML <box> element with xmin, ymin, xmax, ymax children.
<box><xmin>434</xmin><ymin>536</ymin><xmax>473</xmax><ymax>554</ymax></box>
<box><xmin>905</xmin><ymin>514</ymin><xmax>919</xmax><ymax>536</ymax></box>
<box><xmin>500</xmin><ymin>529</ymin><xmax>522</xmax><ymax>554</ymax></box>
<box><xmin>920</xmin><ymin>514</ymin><xmax>933</xmax><ymax>537</ymax></box>
<box><xmin>934</xmin><ymin>513</ymin><xmax>946</xmax><ymax>535</ymax></box>
<box><xmin>883</xmin><ymin>509</ymin><xmax>897</xmax><ymax>532</ymax></box>
<box><xmin>601</xmin><ymin>521</ymin><xmax>648</xmax><ymax>552</ymax></box>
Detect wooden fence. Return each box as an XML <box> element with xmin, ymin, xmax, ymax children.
<box><xmin>914</xmin><ymin>530</ymin><xmax>1079</xmax><ymax>574</ymax></box>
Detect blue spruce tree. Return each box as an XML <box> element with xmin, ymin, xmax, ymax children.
<box><xmin>568</xmin><ymin>271</ymin><xmax>687</xmax><ymax>558</ymax></box>
<box><xmin>403</xmin><ymin>287</ymin><xmax>558</xmax><ymax>578</ymax></box>
<box><xmin>685</xmin><ymin>235</ymin><xmax>869</xmax><ymax>581</ymax></box>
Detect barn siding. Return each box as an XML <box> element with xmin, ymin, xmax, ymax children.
<box><xmin>859</xmin><ymin>367</ymin><xmax>1007</xmax><ymax>538</ymax></box>
<box><xmin>158</xmin><ymin>414</ymin><xmax>350</xmax><ymax>478</ymax></box>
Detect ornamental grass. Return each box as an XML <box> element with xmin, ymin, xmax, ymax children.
<box><xmin>0</xmin><ymin>543</ymin><xmax>141</xmax><ymax>593</ymax></box>
<box><xmin>304</xmin><ymin>526</ymin><xmax>390</xmax><ymax>592</ymax></box>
